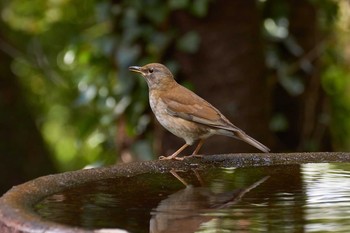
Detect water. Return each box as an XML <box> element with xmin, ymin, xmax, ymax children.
<box><xmin>35</xmin><ymin>163</ymin><xmax>350</xmax><ymax>232</ymax></box>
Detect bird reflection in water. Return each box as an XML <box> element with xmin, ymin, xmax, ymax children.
<box><xmin>150</xmin><ymin>169</ymin><xmax>269</xmax><ymax>233</ymax></box>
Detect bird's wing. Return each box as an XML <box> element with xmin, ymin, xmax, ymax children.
<box><xmin>161</xmin><ymin>85</ymin><xmax>271</xmax><ymax>152</ymax></box>
<box><xmin>161</xmin><ymin>85</ymin><xmax>240</xmax><ymax>132</ymax></box>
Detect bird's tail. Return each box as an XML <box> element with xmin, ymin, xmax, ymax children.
<box><xmin>237</xmin><ymin>131</ymin><xmax>270</xmax><ymax>152</ymax></box>
<box><xmin>217</xmin><ymin>129</ymin><xmax>270</xmax><ymax>153</ymax></box>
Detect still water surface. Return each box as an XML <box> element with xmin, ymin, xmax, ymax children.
<box><xmin>35</xmin><ymin>163</ymin><xmax>350</xmax><ymax>232</ymax></box>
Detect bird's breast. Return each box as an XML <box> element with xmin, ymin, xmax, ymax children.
<box><xmin>149</xmin><ymin>93</ymin><xmax>214</xmax><ymax>145</ymax></box>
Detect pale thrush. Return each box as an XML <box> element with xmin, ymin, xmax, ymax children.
<box><xmin>129</xmin><ymin>63</ymin><xmax>269</xmax><ymax>160</ymax></box>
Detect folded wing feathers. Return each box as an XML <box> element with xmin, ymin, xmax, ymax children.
<box><xmin>163</xmin><ymin>87</ymin><xmax>270</xmax><ymax>152</ymax></box>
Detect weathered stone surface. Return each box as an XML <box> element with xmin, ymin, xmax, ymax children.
<box><xmin>1</xmin><ymin>152</ymin><xmax>350</xmax><ymax>232</ymax></box>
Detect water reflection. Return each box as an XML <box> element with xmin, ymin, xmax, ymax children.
<box><xmin>150</xmin><ymin>169</ymin><xmax>269</xmax><ymax>233</ymax></box>
<box><xmin>34</xmin><ymin>163</ymin><xmax>350</xmax><ymax>232</ymax></box>
<box><xmin>302</xmin><ymin>163</ymin><xmax>350</xmax><ymax>232</ymax></box>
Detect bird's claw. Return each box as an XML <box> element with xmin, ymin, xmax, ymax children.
<box><xmin>184</xmin><ymin>154</ymin><xmax>203</xmax><ymax>159</ymax></box>
<box><xmin>158</xmin><ymin>153</ymin><xmax>203</xmax><ymax>160</ymax></box>
<box><xmin>159</xmin><ymin>155</ymin><xmax>184</xmax><ymax>161</ymax></box>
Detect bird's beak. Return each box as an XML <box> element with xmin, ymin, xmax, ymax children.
<box><xmin>128</xmin><ymin>66</ymin><xmax>144</xmax><ymax>75</ymax></box>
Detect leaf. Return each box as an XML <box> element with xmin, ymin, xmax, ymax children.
<box><xmin>176</xmin><ymin>31</ymin><xmax>201</xmax><ymax>53</ymax></box>
<box><xmin>270</xmin><ymin>113</ymin><xmax>289</xmax><ymax>132</ymax></box>
<box><xmin>191</xmin><ymin>0</ymin><xmax>210</xmax><ymax>17</ymax></box>
<box><xmin>168</xmin><ymin>0</ymin><xmax>189</xmax><ymax>10</ymax></box>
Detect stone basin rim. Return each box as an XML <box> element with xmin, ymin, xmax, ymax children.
<box><xmin>1</xmin><ymin>152</ymin><xmax>350</xmax><ymax>233</ymax></box>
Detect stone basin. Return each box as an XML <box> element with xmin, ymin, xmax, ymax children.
<box><xmin>1</xmin><ymin>152</ymin><xmax>350</xmax><ymax>233</ymax></box>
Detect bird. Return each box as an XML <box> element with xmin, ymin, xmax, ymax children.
<box><xmin>129</xmin><ymin>63</ymin><xmax>270</xmax><ymax>160</ymax></box>
<box><xmin>150</xmin><ymin>169</ymin><xmax>269</xmax><ymax>233</ymax></box>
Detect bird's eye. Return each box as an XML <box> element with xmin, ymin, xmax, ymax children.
<box><xmin>149</xmin><ymin>68</ymin><xmax>154</xmax><ymax>73</ymax></box>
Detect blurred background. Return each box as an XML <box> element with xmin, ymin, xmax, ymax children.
<box><xmin>0</xmin><ymin>0</ymin><xmax>349</xmax><ymax>193</ymax></box>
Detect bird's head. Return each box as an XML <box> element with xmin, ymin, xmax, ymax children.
<box><xmin>129</xmin><ymin>63</ymin><xmax>175</xmax><ymax>90</ymax></box>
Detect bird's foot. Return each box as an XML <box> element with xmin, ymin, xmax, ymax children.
<box><xmin>159</xmin><ymin>155</ymin><xmax>184</xmax><ymax>161</ymax></box>
<box><xmin>184</xmin><ymin>154</ymin><xmax>203</xmax><ymax>159</ymax></box>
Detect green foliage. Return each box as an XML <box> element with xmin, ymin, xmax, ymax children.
<box><xmin>322</xmin><ymin>65</ymin><xmax>350</xmax><ymax>147</ymax></box>
<box><xmin>261</xmin><ymin>0</ymin><xmax>350</xmax><ymax>151</ymax></box>
<box><xmin>176</xmin><ymin>31</ymin><xmax>201</xmax><ymax>53</ymax></box>
<box><xmin>310</xmin><ymin>2</ymin><xmax>350</xmax><ymax>151</ymax></box>
<box><xmin>1</xmin><ymin>0</ymin><xmax>350</xmax><ymax>171</ymax></box>
<box><xmin>0</xmin><ymin>0</ymin><xmax>209</xmax><ymax>170</ymax></box>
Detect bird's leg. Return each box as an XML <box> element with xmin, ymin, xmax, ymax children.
<box><xmin>170</xmin><ymin>169</ymin><xmax>188</xmax><ymax>186</ymax></box>
<box><xmin>183</xmin><ymin>139</ymin><xmax>205</xmax><ymax>159</ymax></box>
<box><xmin>192</xmin><ymin>139</ymin><xmax>204</xmax><ymax>155</ymax></box>
<box><xmin>159</xmin><ymin>143</ymin><xmax>189</xmax><ymax>160</ymax></box>
<box><xmin>192</xmin><ymin>169</ymin><xmax>204</xmax><ymax>186</ymax></box>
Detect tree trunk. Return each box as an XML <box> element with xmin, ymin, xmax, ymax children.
<box><xmin>285</xmin><ymin>0</ymin><xmax>331</xmax><ymax>151</ymax></box>
<box><xmin>0</xmin><ymin>36</ymin><xmax>56</xmax><ymax>194</ymax></box>
<box><xmin>159</xmin><ymin>0</ymin><xmax>273</xmax><ymax>156</ymax></box>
